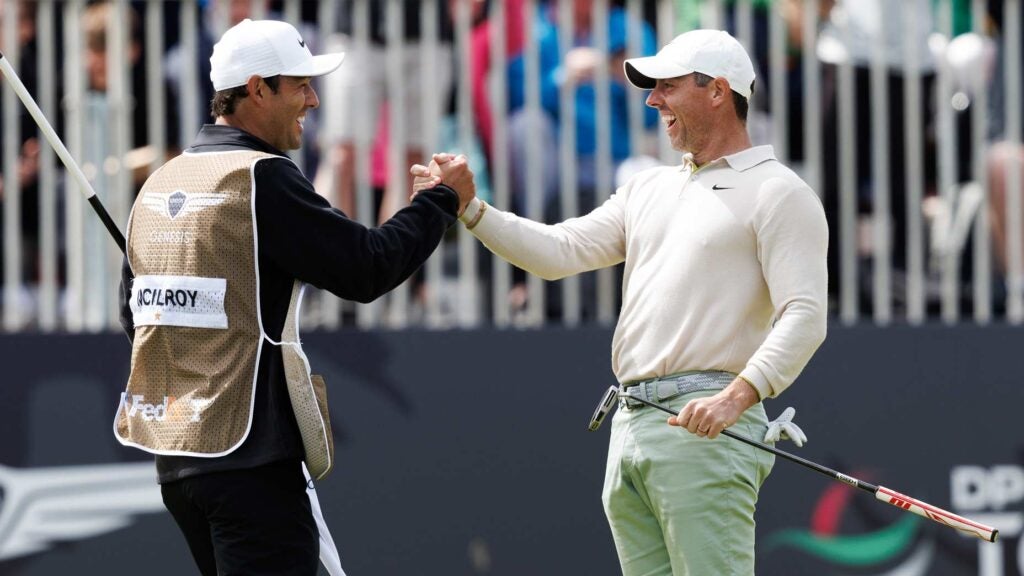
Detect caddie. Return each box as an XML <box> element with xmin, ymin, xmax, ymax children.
<box><xmin>116</xmin><ymin>18</ymin><xmax>475</xmax><ymax>576</ymax></box>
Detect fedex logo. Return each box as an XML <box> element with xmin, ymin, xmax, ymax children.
<box><xmin>122</xmin><ymin>394</ymin><xmax>207</xmax><ymax>423</ymax></box>
<box><xmin>124</xmin><ymin>395</ymin><xmax>170</xmax><ymax>421</ymax></box>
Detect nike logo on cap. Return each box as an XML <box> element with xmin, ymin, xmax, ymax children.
<box><xmin>298</xmin><ymin>38</ymin><xmax>306</xmax><ymax>48</ymax></box>
<box><xmin>712</xmin><ymin>184</ymin><xmax>733</xmax><ymax>190</ymax></box>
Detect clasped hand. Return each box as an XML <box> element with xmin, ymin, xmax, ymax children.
<box><xmin>409</xmin><ymin>153</ymin><xmax>476</xmax><ymax>216</ymax></box>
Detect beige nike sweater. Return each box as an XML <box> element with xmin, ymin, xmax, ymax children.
<box><xmin>462</xmin><ymin>146</ymin><xmax>828</xmax><ymax>399</ymax></box>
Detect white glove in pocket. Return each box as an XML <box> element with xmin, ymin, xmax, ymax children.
<box><xmin>763</xmin><ymin>406</ymin><xmax>807</xmax><ymax>447</ymax></box>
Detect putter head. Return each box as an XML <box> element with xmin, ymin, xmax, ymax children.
<box><xmin>588</xmin><ymin>386</ymin><xmax>621</xmax><ymax>431</ymax></box>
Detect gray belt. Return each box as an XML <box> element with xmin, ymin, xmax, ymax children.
<box><xmin>620</xmin><ymin>371</ymin><xmax>734</xmax><ymax>409</ymax></box>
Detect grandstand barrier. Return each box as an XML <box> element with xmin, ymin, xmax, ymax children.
<box><xmin>0</xmin><ymin>325</ymin><xmax>1019</xmax><ymax>575</ymax></box>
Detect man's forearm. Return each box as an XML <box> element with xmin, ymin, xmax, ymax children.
<box><xmin>461</xmin><ymin>197</ymin><xmax>624</xmax><ymax>281</ymax></box>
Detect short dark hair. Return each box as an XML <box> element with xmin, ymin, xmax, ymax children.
<box><xmin>692</xmin><ymin>72</ymin><xmax>752</xmax><ymax>124</ymax></box>
<box><xmin>209</xmin><ymin>75</ymin><xmax>281</xmax><ymax>118</ymax></box>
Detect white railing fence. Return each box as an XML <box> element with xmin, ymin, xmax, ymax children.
<box><xmin>1</xmin><ymin>0</ymin><xmax>1021</xmax><ymax>332</ymax></box>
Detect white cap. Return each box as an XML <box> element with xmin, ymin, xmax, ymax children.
<box><xmin>623</xmin><ymin>29</ymin><xmax>755</xmax><ymax>99</ymax></box>
<box><xmin>210</xmin><ymin>19</ymin><xmax>345</xmax><ymax>91</ymax></box>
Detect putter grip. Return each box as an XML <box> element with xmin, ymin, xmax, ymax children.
<box><xmin>876</xmin><ymin>486</ymin><xmax>998</xmax><ymax>542</ymax></box>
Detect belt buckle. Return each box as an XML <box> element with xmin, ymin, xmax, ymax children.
<box><xmin>619</xmin><ymin>387</ymin><xmax>640</xmax><ymax>410</ymax></box>
<box><xmin>622</xmin><ymin>381</ymin><xmax>653</xmax><ymax>409</ymax></box>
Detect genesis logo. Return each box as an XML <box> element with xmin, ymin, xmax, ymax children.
<box><xmin>141</xmin><ymin>190</ymin><xmax>228</xmax><ymax>220</ymax></box>
<box><xmin>0</xmin><ymin>462</ymin><xmax>163</xmax><ymax>561</ymax></box>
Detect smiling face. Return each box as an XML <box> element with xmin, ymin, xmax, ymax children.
<box><xmin>262</xmin><ymin>76</ymin><xmax>318</xmax><ymax>151</ymax></box>
<box><xmin>645</xmin><ymin>74</ymin><xmax>713</xmax><ymax>155</ymax></box>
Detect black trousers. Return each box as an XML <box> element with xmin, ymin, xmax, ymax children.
<box><xmin>161</xmin><ymin>459</ymin><xmax>320</xmax><ymax>576</ymax></box>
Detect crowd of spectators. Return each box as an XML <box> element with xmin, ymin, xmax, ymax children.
<box><xmin>1</xmin><ymin>0</ymin><xmax>1023</xmax><ymax>328</ymax></box>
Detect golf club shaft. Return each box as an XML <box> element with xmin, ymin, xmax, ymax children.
<box><xmin>0</xmin><ymin>51</ymin><xmax>126</xmax><ymax>254</ymax></box>
<box><xmin>622</xmin><ymin>394</ymin><xmax>998</xmax><ymax>542</ymax></box>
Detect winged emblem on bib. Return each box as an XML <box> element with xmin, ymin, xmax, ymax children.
<box><xmin>141</xmin><ymin>190</ymin><xmax>229</xmax><ymax>220</ymax></box>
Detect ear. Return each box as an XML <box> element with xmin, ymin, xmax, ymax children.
<box><xmin>245</xmin><ymin>75</ymin><xmax>265</xmax><ymax>104</ymax></box>
<box><xmin>709</xmin><ymin>77</ymin><xmax>731</xmax><ymax>108</ymax></box>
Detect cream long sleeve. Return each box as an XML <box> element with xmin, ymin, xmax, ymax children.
<box><xmin>463</xmin><ymin>146</ymin><xmax>828</xmax><ymax>398</ymax></box>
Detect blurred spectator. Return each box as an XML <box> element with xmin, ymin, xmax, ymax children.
<box><xmin>442</xmin><ymin>0</ymin><xmax>524</xmax><ymax>163</ymax></box>
<box><xmin>988</xmin><ymin>142</ymin><xmax>1022</xmax><ymax>287</ymax></box>
<box><xmin>436</xmin><ymin>0</ymin><xmax>521</xmax><ymax>205</ymax></box>
<box><xmin>985</xmin><ymin>0</ymin><xmax>1024</xmax><ymax>302</ymax></box>
<box><xmin>507</xmin><ymin>0</ymin><xmax>658</xmax><ymax>223</ymax></box>
<box><xmin>463</xmin><ymin>0</ymin><xmax>526</xmax><ymax>169</ymax></box>
<box><xmin>816</xmin><ymin>0</ymin><xmax>939</xmax><ymax>308</ymax></box>
<box><xmin>79</xmin><ymin>1</ymin><xmax>147</xmax><ymax>330</ymax></box>
<box><xmin>316</xmin><ymin>0</ymin><xmax>453</xmax><ymax>223</ymax></box>
<box><xmin>162</xmin><ymin>3</ymin><xmax>215</xmax><ymax>150</ymax></box>
<box><xmin>774</xmin><ymin>0</ymin><xmax>835</xmax><ymax>163</ymax></box>
<box><xmin>0</xmin><ymin>0</ymin><xmax>55</xmax><ymax>321</ymax></box>
<box><xmin>85</xmin><ymin>1</ymin><xmax>166</xmax><ymax>178</ymax></box>
<box><xmin>503</xmin><ymin>0</ymin><xmax>657</xmax><ymax>320</ymax></box>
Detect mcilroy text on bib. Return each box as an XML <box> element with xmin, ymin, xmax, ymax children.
<box><xmin>130</xmin><ymin>275</ymin><xmax>228</xmax><ymax>329</ymax></box>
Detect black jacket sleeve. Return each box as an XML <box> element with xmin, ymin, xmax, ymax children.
<box><xmin>254</xmin><ymin>157</ymin><xmax>459</xmax><ymax>303</ymax></box>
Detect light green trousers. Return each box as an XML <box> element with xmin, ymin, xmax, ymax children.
<box><xmin>602</xmin><ymin>390</ymin><xmax>775</xmax><ymax>576</ymax></box>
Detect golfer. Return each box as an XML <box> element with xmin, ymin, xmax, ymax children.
<box><xmin>115</xmin><ymin>19</ymin><xmax>473</xmax><ymax>576</ymax></box>
<box><xmin>414</xmin><ymin>29</ymin><xmax>828</xmax><ymax>575</ymax></box>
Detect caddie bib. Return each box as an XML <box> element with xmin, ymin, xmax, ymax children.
<box><xmin>114</xmin><ymin>150</ymin><xmax>335</xmax><ymax>478</ymax></box>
